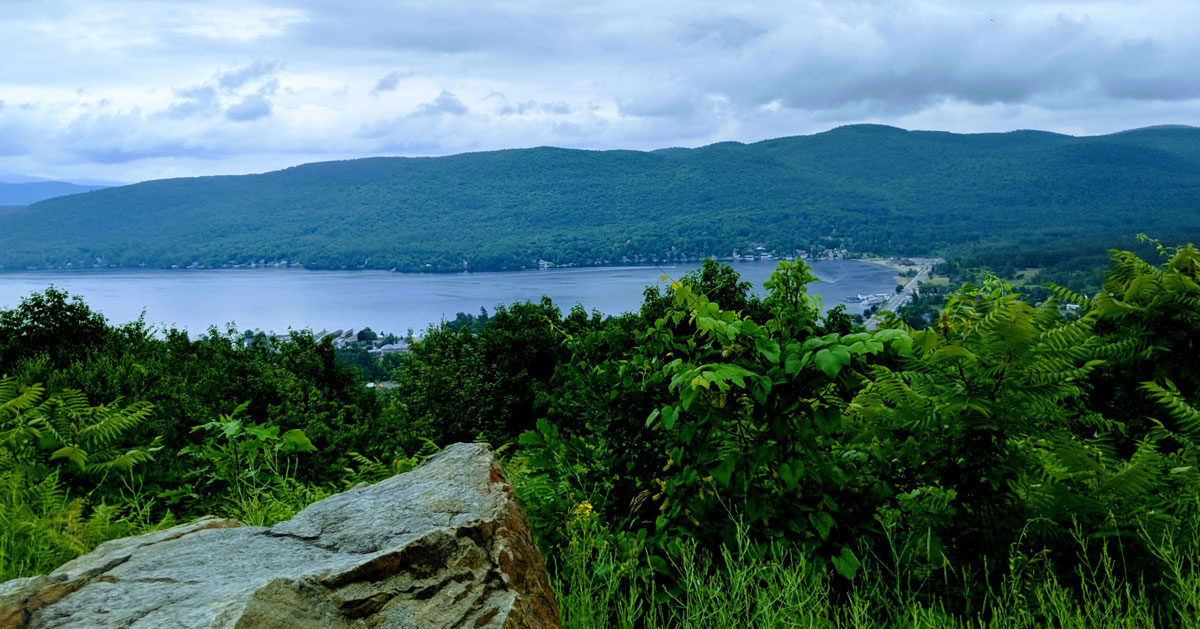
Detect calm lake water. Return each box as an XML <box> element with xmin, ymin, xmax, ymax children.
<box><xmin>0</xmin><ymin>260</ymin><xmax>896</xmax><ymax>335</ymax></box>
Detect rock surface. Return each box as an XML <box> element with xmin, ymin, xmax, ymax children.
<box><xmin>0</xmin><ymin>443</ymin><xmax>560</xmax><ymax>629</ymax></box>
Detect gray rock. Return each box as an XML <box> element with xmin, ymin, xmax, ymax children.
<box><xmin>0</xmin><ymin>443</ymin><xmax>560</xmax><ymax>629</ymax></box>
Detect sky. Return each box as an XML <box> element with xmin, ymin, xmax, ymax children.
<box><xmin>1</xmin><ymin>0</ymin><xmax>1198</xmax><ymax>184</ymax></box>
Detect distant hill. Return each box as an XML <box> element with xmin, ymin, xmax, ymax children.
<box><xmin>1</xmin><ymin>125</ymin><xmax>1198</xmax><ymax>272</ymax></box>
<box><xmin>0</xmin><ymin>181</ymin><xmax>107</xmax><ymax>206</ymax></box>
<box><xmin>1115</xmin><ymin>124</ymin><xmax>1198</xmax><ymax>133</ymax></box>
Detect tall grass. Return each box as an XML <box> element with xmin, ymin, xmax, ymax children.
<box><xmin>0</xmin><ymin>469</ymin><xmax>168</xmax><ymax>581</ymax></box>
<box><xmin>552</xmin><ymin>512</ymin><xmax>1197</xmax><ymax>628</ymax></box>
<box><xmin>0</xmin><ymin>468</ymin><xmax>326</xmax><ymax>580</ymax></box>
<box><xmin>0</xmin><ymin>445</ymin><xmax>430</xmax><ymax>581</ymax></box>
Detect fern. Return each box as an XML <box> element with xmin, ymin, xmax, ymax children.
<box><xmin>0</xmin><ymin>375</ymin><xmax>166</xmax><ymax>579</ymax></box>
<box><xmin>1141</xmin><ymin>381</ymin><xmax>1200</xmax><ymax>442</ymax></box>
<box><xmin>22</xmin><ymin>392</ymin><xmax>157</xmax><ymax>474</ymax></box>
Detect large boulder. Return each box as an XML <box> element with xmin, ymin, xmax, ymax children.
<box><xmin>0</xmin><ymin>443</ymin><xmax>560</xmax><ymax>628</ymax></box>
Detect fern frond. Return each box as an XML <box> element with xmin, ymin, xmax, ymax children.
<box><xmin>79</xmin><ymin>401</ymin><xmax>153</xmax><ymax>449</ymax></box>
<box><xmin>49</xmin><ymin>446</ymin><xmax>87</xmax><ymax>470</ymax></box>
<box><xmin>1046</xmin><ymin>283</ymin><xmax>1093</xmax><ymax>309</ymax></box>
<box><xmin>1140</xmin><ymin>381</ymin><xmax>1200</xmax><ymax>441</ymax></box>
<box><xmin>0</xmin><ymin>378</ymin><xmax>44</xmax><ymax>421</ymax></box>
<box><xmin>96</xmin><ymin>447</ymin><xmax>158</xmax><ymax>472</ymax></box>
<box><xmin>1098</xmin><ymin>440</ymin><xmax>1162</xmax><ymax>500</ymax></box>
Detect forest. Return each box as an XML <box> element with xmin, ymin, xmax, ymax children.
<box><xmin>3</xmin><ymin>240</ymin><xmax>1200</xmax><ymax>626</ymax></box>
<box><xmin>1</xmin><ymin>125</ymin><xmax>1200</xmax><ymax>272</ymax></box>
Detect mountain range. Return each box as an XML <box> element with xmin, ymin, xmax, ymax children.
<box><xmin>0</xmin><ymin>124</ymin><xmax>1197</xmax><ymax>272</ymax></box>
<box><xmin>0</xmin><ymin>181</ymin><xmax>107</xmax><ymax>206</ymax></box>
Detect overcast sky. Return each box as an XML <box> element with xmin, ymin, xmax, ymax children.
<box><xmin>1</xmin><ymin>0</ymin><xmax>1197</xmax><ymax>184</ymax></box>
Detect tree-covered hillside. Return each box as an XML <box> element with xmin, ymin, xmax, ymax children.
<box><xmin>0</xmin><ymin>181</ymin><xmax>106</xmax><ymax>206</ymax></box>
<box><xmin>1</xmin><ymin>125</ymin><xmax>1197</xmax><ymax>272</ymax></box>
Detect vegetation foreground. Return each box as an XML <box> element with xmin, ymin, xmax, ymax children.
<box><xmin>2</xmin><ymin>239</ymin><xmax>1200</xmax><ymax>627</ymax></box>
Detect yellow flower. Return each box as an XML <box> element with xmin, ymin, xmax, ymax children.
<box><xmin>571</xmin><ymin>501</ymin><xmax>594</xmax><ymax>520</ymax></box>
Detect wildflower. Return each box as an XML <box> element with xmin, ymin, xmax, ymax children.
<box><xmin>572</xmin><ymin>500</ymin><xmax>594</xmax><ymax>520</ymax></box>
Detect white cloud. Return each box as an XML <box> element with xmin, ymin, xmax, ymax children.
<box><xmin>0</xmin><ymin>0</ymin><xmax>1197</xmax><ymax>182</ymax></box>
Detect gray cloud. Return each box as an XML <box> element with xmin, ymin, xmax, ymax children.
<box><xmin>677</xmin><ymin>18</ymin><xmax>766</xmax><ymax>49</ymax></box>
<box><xmin>225</xmin><ymin>94</ymin><xmax>272</xmax><ymax>121</ymax></box>
<box><xmin>75</xmin><ymin>142</ymin><xmax>189</xmax><ymax>165</ymax></box>
<box><xmin>217</xmin><ymin>60</ymin><xmax>280</xmax><ymax>91</ymax></box>
<box><xmin>541</xmin><ymin>101</ymin><xmax>572</xmax><ymax>115</ymax></box>
<box><xmin>619</xmin><ymin>87</ymin><xmax>704</xmax><ymax>119</ymax></box>
<box><xmin>697</xmin><ymin>10</ymin><xmax>1197</xmax><ymax>116</ymax></box>
<box><xmin>355</xmin><ymin>91</ymin><xmax>471</xmax><ymax>142</ymax></box>
<box><xmin>497</xmin><ymin>99</ymin><xmax>575</xmax><ymax>116</ymax></box>
<box><xmin>0</xmin><ymin>138</ymin><xmax>25</xmax><ymax>157</ymax></box>
<box><xmin>372</xmin><ymin>70</ymin><xmax>414</xmax><ymax>94</ymax></box>
<box><xmin>166</xmin><ymin>85</ymin><xmax>220</xmax><ymax>119</ymax></box>
<box><xmin>286</xmin><ymin>2</ymin><xmax>568</xmax><ymax>56</ymax></box>
<box><xmin>2</xmin><ymin>0</ymin><xmax>1199</xmax><ymax>182</ymax></box>
<box><xmin>414</xmin><ymin>90</ymin><xmax>468</xmax><ymax>116</ymax></box>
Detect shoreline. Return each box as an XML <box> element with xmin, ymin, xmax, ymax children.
<box><xmin>0</xmin><ymin>257</ymin><xmax>901</xmax><ymax>277</ymax></box>
<box><xmin>856</xmin><ymin>256</ymin><xmax>932</xmax><ymax>284</ymax></box>
<box><xmin>0</xmin><ymin>259</ymin><xmax>901</xmax><ymax>335</ymax></box>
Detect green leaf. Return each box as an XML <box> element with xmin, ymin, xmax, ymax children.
<box><xmin>50</xmin><ymin>445</ymin><xmax>87</xmax><ymax>469</ymax></box>
<box><xmin>831</xmin><ymin>547</ymin><xmax>861</xmax><ymax>580</ymax></box>
<box><xmin>814</xmin><ymin>347</ymin><xmax>850</xmax><ymax>379</ymax></box>
<box><xmin>245</xmin><ymin>423</ymin><xmax>280</xmax><ymax>442</ymax></box>
<box><xmin>220</xmin><ymin>419</ymin><xmax>243</xmax><ymax>439</ymax></box>
<box><xmin>712</xmin><ymin>458</ymin><xmax>735</xmax><ymax>487</ymax></box>
<box><xmin>785</xmin><ymin>353</ymin><xmax>803</xmax><ymax>375</ymax></box>
<box><xmin>535</xmin><ymin>418</ymin><xmax>558</xmax><ymax>440</ymax></box>
<box><xmin>809</xmin><ymin>511</ymin><xmax>835</xmax><ymax>540</ymax></box>
<box><xmin>814</xmin><ymin>349</ymin><xmax>838</xmax><ymax>378</ymax></box>
<box><xmin>932</xmin><ymin>345</ymin><xmax>978</xmax><ymax>364</ymax></box>
<box><xmin>279</xmin><ymin>429</ymin><xmax>317</xmax><ymax>453</ymax></box>
<box><xmin>754</xmin><ymin>337</ymin><xmax>781</xmax><ymax>364</ymax></box>
<box><xmin>680</xmin><ymin>385</ymin><xmax>701</xmax><ymax>411</ymax></box>
<box><xmin>662</xmin><ymin>406</ymin><xmax>677</xmax><ymax>430</ymax></box>
<box><xmin>815</xmin><ymin>407</ymin><xmax>841</xmax><ymax>434</ymax></box>
<box><xmin>779</xmin><ymin>459</ymin><xmax>804</xmax><ymax>490</ymax></box>
<box><xmin>800</xmin><ymin>336</ymin><xmax>831</xmax><ymax>352</ymax></box>
<box><xmin>712</xmin><ymin>364</ymin><xmax>756</xmax><ymax>388</ymax></box>
<box><xmin>874</xmin><ymin>329</ymin><xmax>905</xmax><ymax>342</ymax></box>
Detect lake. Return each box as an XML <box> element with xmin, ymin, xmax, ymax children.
<box><xmin>0</xmin><ymin>260</ymin><xmax>897</xmax><ymax>335</ymax></box>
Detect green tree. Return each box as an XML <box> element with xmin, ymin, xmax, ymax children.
<box><xmin>0</xmin><ymin>287</ymin><xmax>109</xmax><ymax>369</ymax></box>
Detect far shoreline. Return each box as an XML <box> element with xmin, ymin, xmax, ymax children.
<box><xmin>0</xmin><ymin>256</ymin><xmax>920</xmax><ymax>277</ymax></box>
<box><xmin>856</xmin><ymin>255</ymin><xmax>943</xmax><ymax>284</ymax></box>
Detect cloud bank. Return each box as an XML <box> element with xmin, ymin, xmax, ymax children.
<box><xmin>0</xmin><ymin>0</ymin><xmax>1197</xmax><ymax>182</ymax></box>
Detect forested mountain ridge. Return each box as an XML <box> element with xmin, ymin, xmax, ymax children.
<box><xmin>0</xmin><ymin>180</ymin><xmax>107</xmax><ymax>205</ymax></box>
<box><xmin>1</xmin><ymin>124</ymin><xmax>1197</xmax><ymax>272</ymax></box>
